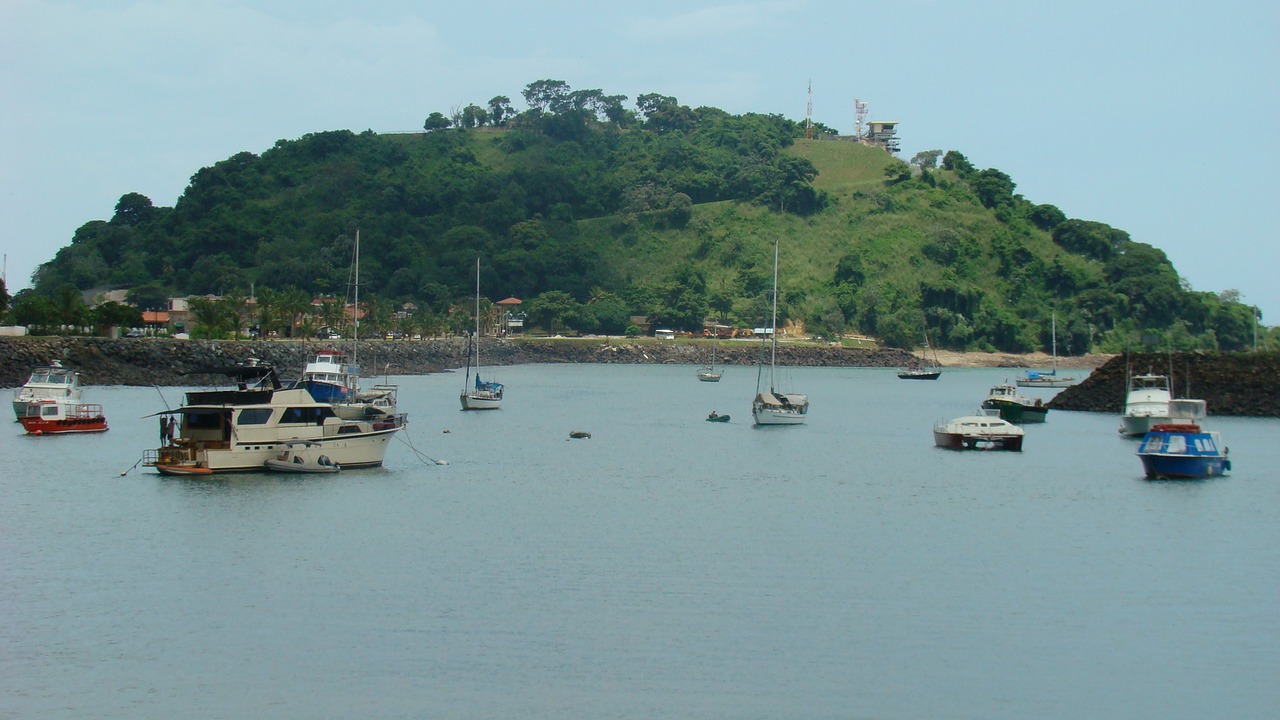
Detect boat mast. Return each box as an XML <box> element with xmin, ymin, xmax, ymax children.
<box><xmin>352</xmin><ymin>229</ymin><xmax>360</xmax><ymax>367</ymax></box>
<box><xmin>474</xmin><ymin>257</ymin><xmax>481</xmax><ymax>382</ymax></box>
<box><xmin>1050</xmin><ymin>311</ymin><xmax>1056</xmax><ymax>374</ymax></box>
<box><xmin>770</xmin><ymin>239</ymin><xmax>779</xmax><ymax>392</ymax></box>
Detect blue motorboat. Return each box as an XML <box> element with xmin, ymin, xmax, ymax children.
<box><xmin>1137</xmin><ymin>423</ymin><xmax>1230</xmax><ymax>479</ymax></box>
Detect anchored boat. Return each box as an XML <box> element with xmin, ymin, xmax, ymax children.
<box><xmin>1137</xmin><ymin>423</ymin><xmax>1230</xmax><ymax>479</ymax></box>
<box><xmin>143</xmin><ymin>360</ymin><xmax>404</xmax><ymax>475</ymax></box>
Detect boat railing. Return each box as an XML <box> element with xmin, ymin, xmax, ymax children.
<box><xmin>69</xmin><ymin>403</ymin><xmax>103</xmax><ymax>419</ymax></box>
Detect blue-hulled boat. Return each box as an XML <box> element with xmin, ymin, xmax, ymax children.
<box><xmin>1137</xmin><ymin>423</ymin><xmax>1231</xmax><ymax>479</ymax></box>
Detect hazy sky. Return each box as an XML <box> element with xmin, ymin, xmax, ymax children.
<box><xmin>3</xmin><ymin>0</ymin><xmax>1277</xmax><ymax>321</ymax></box>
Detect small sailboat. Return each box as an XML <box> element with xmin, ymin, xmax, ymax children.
<box><xmin>460</xmin><ymin>258</ymin><xmax>504</xmax><ymax>410</ymax></box>
<box><xmin>697</xmin><ymin>343</ymin><xmax>722</xmax><ymax>382</ymax></box>
<box><xmin>898</xmin><ymin>330</ymin><xmax>942</xmax><ymax>380</ymax></box>
<box><xmin>1017</xmin><ymin>312</ymin><xmax>1076</xmax><ymax>388</ymax></box>
<box><xmin>752</xmin><ymin>239</ymin><xmax>808</xmax><ymax>426</ymax></box>
<box><xmin>296</xmin><ymin>230</ymin><xmax>401</xmax><ymax>425</ymax></box>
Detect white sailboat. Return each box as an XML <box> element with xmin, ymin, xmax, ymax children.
<box><xmin>697</xmin><ymin>342</ymin><xmax>722</xmax><ymax>382</ymax></box>
<box><xmin>752</xmin><ymin>239</ymin><xmax>809</xmax><ymax>426</ymax></box>
<box><xmin>297</xmin><ymin>230</ymin><xmax>400</xmax><ymax>423</ymax></box>
<box><xmin>1017</xmin><ymin>312</ymin><xmax>1076</xmax><ymax>388</ymax></box>
<box><xmin>460</xmin><ymin>258</ymin><xmax>504</xmax><ymax>410</ymax></box>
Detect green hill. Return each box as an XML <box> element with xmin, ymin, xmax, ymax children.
<box><xmin>13</xmin><ymin>82</ymin><xmax>1261</xmax><ymax>353</ymax></box>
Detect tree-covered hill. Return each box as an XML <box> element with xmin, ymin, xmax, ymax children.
<box><xmin>16</xmin><ymin>80</ymin><xmax>1263</xmax><ymax>353</ymax></box>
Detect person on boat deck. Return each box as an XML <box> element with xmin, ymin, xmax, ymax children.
<box><xmin>709</xmin><ymin>410</ymin><xmax>718</xmax><ymax>418</ymax></box>
<box><xmin>166</xmin><ymin>417</ymin><xmax>177</xmax><ymax>444</ymax></box>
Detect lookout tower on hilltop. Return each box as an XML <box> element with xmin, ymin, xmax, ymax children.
<box><xmin>864</xmin><ymin>120</ymin><xmax>900</xmax><ymax>154</ymax></box>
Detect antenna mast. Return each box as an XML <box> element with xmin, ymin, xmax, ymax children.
<box><xmin>854</xmin><ymin>98</ymin><xmax>868</xmax><ymax>141</ymax></box>
<box><xmin>805</xmin><ymin>80</ymin><xmax>813</xmax><ymax>140</ymax></box>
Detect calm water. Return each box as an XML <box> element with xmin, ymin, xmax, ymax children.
<box><xmin>3</xmin><ymin>363</ymin><xmax>1278</xmax><ymax>719</ymax></box>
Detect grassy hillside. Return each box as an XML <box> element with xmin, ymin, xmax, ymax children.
<box><xmin>16</xmin><ymin>94</ymin><xmax>1262</xmax><ymax>353</ymax></box>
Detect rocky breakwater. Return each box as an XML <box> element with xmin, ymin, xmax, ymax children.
<box><xmin>1047</xmin><ymin>351</ymin><xmax>1280</xmax><ymax>417</ymax></box>
<box><xmin>2</xmin><ymin>336</ymin><xmax>919</xmax><ymax>388</ymax></box>
<box><xmin>497</xmin><ymin>338</ymin><xmax>917</xmax><ymax>368</ymax></box>
<box><xmin>0</xmin><ymin>336</ymin><xmax>468</xmax><ymax>388</ymax></box>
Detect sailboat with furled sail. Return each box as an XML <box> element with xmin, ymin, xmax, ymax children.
<box><xmin>296</xmin><ymin>229</ymin><xmax>401</xmax><ymax>425</ymax></box>
<box><xmin>752</xmin><ymin>239</ymin><xmax>809</xmax><ymax>426</ymax></box>
<box><xmin>460</xmin><ymin>258</ymin><xmax>504</xmax><ymax>410</ymax></box>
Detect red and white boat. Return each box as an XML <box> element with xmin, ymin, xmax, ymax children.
<box><xmin>17</xmin><ymin>400</ymin><xmax>109</xmax><ymax>434</ymax></box>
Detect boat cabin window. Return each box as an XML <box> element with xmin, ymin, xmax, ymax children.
<box><xmin>42</xmin><ymin>405</ymin><xmax>59</xmax><ymax>417</ymax></box>
<box><xmin>186</xmin><ymin>413</ymin><xmax>222</xmax><ymax>431</ymax></box>
<box><xmin>237</xmin><ymin>408</ymin><xmax>274</xmax><ymax>425</ymax></box>
<box><xmin>1165</xmin><ymin>435</ymin><xmax>1187</xmax><ymax>454</ymax></box>
<box><xmin>1140</xmin><ymin>436</ymin><xmax>1165</xmax><ymax>453</ymax></box>
<box><xmin>280</xmin><ymin>406</ymin><xmax>334</xmax><ymax>425</ymax></box>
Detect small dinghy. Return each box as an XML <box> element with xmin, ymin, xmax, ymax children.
<box><xmin>706</xmin><ymin>411</ymin><xmax>730</xmax><ymax>422</ymax></box>
<box><xmin>264</xmin><ymin>443</ymin><xmax>341</xmax><ymax>473</ymax></box>
<box><xmin>568</xmin><ymin>430</ymin><xmax>592</xmax><ymax>439</ymax></box>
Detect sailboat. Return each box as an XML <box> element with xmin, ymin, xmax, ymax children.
<box><xmin>752</xmin><ymin>239</ymin><xmax>809</xmax><ymax>426</ymax></box>
<box><xmin>897</xmin><ymin>330</ymin><xmax>942</xmax><ymax>380</ymax></box>
<box><xmin>297</xmin><ymin>230</ymin><xmax>402</xmax><ymax>425</ymax></box>
<box><xmin>697</xmin><ymin>342</ymin><xmax>722</xmax><ymax>382</ymax></box>
<box><xmin>1017</xmin><ymin>312</ymin><xmax>1077</xmax><ymax>388</ymax></box>
<box><xmin>460</xmin><ymin>258</ymin><xmax>504</xmax><ymax>410</ymax></box>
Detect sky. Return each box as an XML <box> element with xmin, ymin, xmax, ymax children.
<box><xmin>2</xmin><ymin>0</ymin><xmax>1277</xmax><ymax>322</ymax></box>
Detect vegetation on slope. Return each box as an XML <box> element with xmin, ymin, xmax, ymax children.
<box><xmin>10</xmin><ymin>79</ymin><xmax>1266</xmax><ymax>353</ymax></box>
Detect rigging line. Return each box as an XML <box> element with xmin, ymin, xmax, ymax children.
<box><xmin>117</xmin><ymin>456</ymin><xmax>144</xmax><ymax>477</ymax></box>
<box><xmin>395</xmin><ymin>428</ymin><xmax>448</xmax><ymax>465</ymax></box>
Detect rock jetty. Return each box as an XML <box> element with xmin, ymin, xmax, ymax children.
<box><xmin>1</xmin><ymin>336</ymin><xmax>918</xmax><ymax>389</ymax></box>
<box><xmin>1048</xmin><ymin>351</ymin><xmax>1280</xmax><ymax>417</ymax></box>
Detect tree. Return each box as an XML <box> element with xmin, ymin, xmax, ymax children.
<box><xmin>459</xmin><ymin>104</ymin><xmax>488</xmax><ymax>128</ymax></box>
<box><xmin>882</xmin><ymin>160</ymin><xmax>911</xmax><ymax>185</ymax></box>
<box><xmin>522</xmin><ymin>79</ymin><xmax>571</xmax><ymax>113</ymax></box>
<box><xmin>8</xmin><ymin>291</ymin><xmax>58</xmax><ymax>331</ymax></box>
<box><xmin>219</xmin><ymin>292</ymin><xmax>251</xmax><ymax>339</ymax></box>
<box><xmin>423</xmin><ymin>112</ymin><xmax>452</xmax><ymax>131</ymax></box>
<box><xmin>487</xmin><ymin>96</ymin><xmax>514</xmax><ymax>126</ymax></box>
<box><xmin>187</xmin><ymin>296</ymin><xmax>228</xmax><ymax>338</ymax></box>
<box><xmin>527</xmin><ymin>290</ymin><xmax>578</xmax><ymax>334</ymax></box>
<box><xmin>112</xmin><ymin>192</ymin><xmax>157</xmax><ymax>225</ymax></box>
<box><xmin>0</xmin><ymin>277</ymin><xmax>8</xmax><ymax>319</ymax></box>
<box><xmin>90</xmin><ymin>301</ymin><xmax>142</xmax><ymax>335</ymax></box>
<box><xmin>941</xmin><ymin>150</ymin><xmax>974</xmax><ymax>174</ymax></box>
<box><xmin>971</xmin><ymin>168</ymin><xmax>1015</xmax><ymax>209</ymax></box>
<box><xmin>910</xmin><ymin>149</ymin><xmax>942</xmax><ymax>171</ymax></box>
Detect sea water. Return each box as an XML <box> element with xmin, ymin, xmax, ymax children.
<box><xmin>3</xmin><ymin>363</ymin><xmax>1277</xmax><ymax>719</ymax></box>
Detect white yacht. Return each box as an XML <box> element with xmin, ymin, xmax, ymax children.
<box><xmin>144</xmin><ymin>361</ymin><xmax>404</xmax><ymax>475</ymax></box>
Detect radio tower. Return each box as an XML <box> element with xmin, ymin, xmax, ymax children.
<box><xmin>854</xmin><ymin>98</ymin><xmax>868</xmax><ymax>141</ymax></box>
<box><xmin>805</xmin><ymin>80</ymin><xmax>813</xmax><ymax>140</ymax></box>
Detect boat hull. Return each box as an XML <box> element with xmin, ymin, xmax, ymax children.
<box><xmin>19</xmin><ymin>415</ymin><xmax>109</xmax><ymax>434</ymax></box>
<box><xmin>149</xmin><ymin>429</ymin><xmax>398</xmax><ymax>475</ymax></box>
<box><xmin>1137</xmin><ymin>424</ymin><xmax>1229</xmax><ymax>479</ymax></box>
<box><xmin>460</xmin><ymin>391</ymin><xmax>502</xmax><ymax>410</ymax></box>
<box><xmin>933</xmin><ymin>430</ymin><xmax>1024</xmax><ymax>451</ymax></box>
<box><xmin>981</xmin><ymin>399</ymin><xmax>1048</xmax><ymax>424</ymax></box>
<box><xmin>697</xmin><ymin>371</ymin><xmax>722</xmax><ymax>382</ymax></box>
<box><xmin>752</xmin><ymin>392</ymin><xmax>808</xmax><ymax>426</ymax></box>
<box><xmin>1015</xmin><ymin>377</ymin><xmax>1075</xmax><ymax>388</ymax></box>
<box><xmin>706</xmin><ymin>415</ymin><xmax>730</xmax><ymax>423</ymax></box>
<box><xmin>898</xmin><ymin>370</ymin><xmax>941</xmax><ymax>380</ymax></box>
<box><xmin>752</xmin><ymin>407</ymin><xmax>807</xmax><ymax>425</ymax></box>
<box><xmin>1139</xmin><ymin>454</ymin><xmax>1230</xmax><ymax>479</ymax></box>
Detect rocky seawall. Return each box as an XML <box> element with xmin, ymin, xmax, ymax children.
<box><xmin>1</xmin><ymin>336</ymin><xmax>918</xmax><ymax>388</ymax></box>
<box><xmin>1048</xmin><ymin>351</ymin><xmax>1280</xmax><ymax>417</ymax></box>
